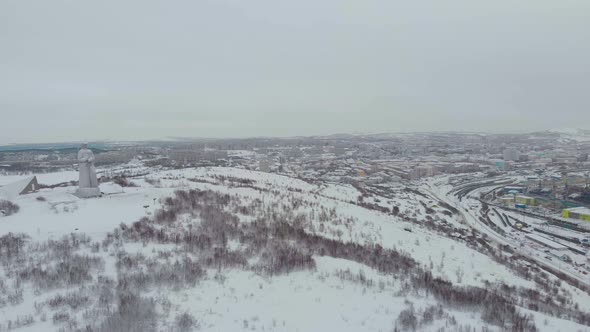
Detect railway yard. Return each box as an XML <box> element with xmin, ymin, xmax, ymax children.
<box><xmin>426</xmin><ymin>173</ymin><xmax>590</xmax><ymax>289</ymax></box>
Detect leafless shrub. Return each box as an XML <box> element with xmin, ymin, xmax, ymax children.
<box><xmin>333</xmin><ymin>269</ymin><xmax>374</xmax><ymax>287</ymax></box>
<box><xmin>455</xmin><ymin>267</ymin><xmax>464</xmax><ymax>284</ymax></box>
<box><xmin>154</xmin><ymin>209</ymin><xmax>177</xmax><ymax>224</ymax></box>
<box><xmin>481</xmin><ymin>304</ymin><xmax>536</xmax><ymax>331</ymax></box>
<box><xmin>97</xmin><ymin>280</ymin><xmax>116</xmax><ymax>311</ymax></box>
<box><xmin>117</xmin><ymin>256</ymin><xmax>205</xmax><ymax>290</ymax></box>
<box><xmin>18</xmin><ymin>254</ymin><xmax>103</xmax><ymax>290</ymax></box>
<box><xmin>52</xmin><ymin>311</ymin><xmax>70</xmax><ymax>324</ymax></box>
<box><xmin>96</xmin><ymin>292</ymin><xmax>157</xmax><ymax>332</ymax></box>
<box><xmin>0</xmin><ymin>200</ymin><xmax>19</xmax><ymax>216</ymax></box>
<box><xmin>144</xmin><ymin>177</ymin><xmax>161</xmax><ymax>187</ymax></box>
<box><xmin>47</xmin><ymin>290</ymin><xmax>90</xmax><ymax>310</ymax></box>
<box><xmin>396</xmin><ymin>306</ymin><xmax>417</xmax><ymax>331</ymax></box>
<box><xmin>3</xmin><ymin>315</ymin><xmax>35</xmax><ymax>330</ymax></box>
<box><xmin>111</xmin><ymin>175</ymin><xmax>138</xmax><ymax>187</ymax></box>
<box><xmin>410</xmin><ymin>270</ymin><xmax>538</xmax><ymax>331</ymax></box>
<box><xmin>175</xmin><ymin>312</ymin><xmax>198</xmax><ymax>332</ymax></box>
<box><xmin>256</xmin><ymin>242</ymin><xmax>315</xmax><ymax>275</ymax></box>
<box><xmin>421</xmin><ymin>304</ymin><xmax>444</xmax><ymax>326</ymax></box>
<box><xmin>3</xmin><ymin>287</ymin><xmax>24</xmax><ymax>307</ymax></box>
<box><xmin>0</xmin><ymin>233</ymin><xmax>28</xmax><ymax>263</ymax></box>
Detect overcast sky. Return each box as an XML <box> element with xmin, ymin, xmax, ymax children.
<box><xmin>1</xmin><ymin>0</ymin><xmax>589</xmax><ymax>144</ymax></box>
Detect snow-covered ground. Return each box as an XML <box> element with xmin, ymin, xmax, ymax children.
<box><xmin>1</xmin><ymin>167</ymin><xmax>590</xmax><ymax>331</ymax></box>
<box><xmin>0</xmin><ymin>171</ymin><xmax>79</xmax><ymax>187</ymax></box>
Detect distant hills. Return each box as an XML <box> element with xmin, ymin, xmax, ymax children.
<box><xmin>0</xmin><ymin>143</ymin><xmax>107</xmax><ymax>153</ymax></box>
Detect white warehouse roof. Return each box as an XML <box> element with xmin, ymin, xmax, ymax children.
<box><xmin>565</xmin><ymin>207</ymin><xmax>590</xmax><ymax>215</ymax></box>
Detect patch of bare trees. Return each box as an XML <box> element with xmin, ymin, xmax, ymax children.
<box><xmin>0</xmin><ymin>200</ymin><xmax>19</xmax><ymax>216</ymax></box>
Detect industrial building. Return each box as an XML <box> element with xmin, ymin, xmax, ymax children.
<box><xmin>503</xmin><ymin>148</ymin><xmax>520</xmax><ymax>162</ymax></box>
<box><xmin>498</xmin><ymin>195</ymin><xmax>515</xmax><ymax>204</ymax></box>
<box><xmin>411</xmin><ymin>165</ymin><xmax>436</xmax><ymax>179</ymax></box>
<box><xmin>562</xmin><ymin>207</ymin><xmax>590</xmax><ymax>221</ymax></box>
<box><xmin>168</xmin><ymin>150</ymin><xmax>228</xmax><ymax>165</ymax></box>
<box><xmin>502</xmin><ymin>186</ymin><xmax>525</xmax><ymax>194</ymax></box>
<box><xmin>515</xmin><ymin>195</ymin><xmax>535</xmax><ymax>206</ymax></box>
<box><xmin>491</xmin><ymin>159</ymin><xmax>512</xmax><ymax>171</ymax></box>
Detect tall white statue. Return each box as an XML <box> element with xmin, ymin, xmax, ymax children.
<box><xmin>76</xmin><ymin>143</ymin><xmax>101</xmax><ymax>198</ymax></box>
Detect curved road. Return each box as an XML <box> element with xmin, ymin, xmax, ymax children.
<box><xmin>426</xmin><ymin>179</ymin><xmax>590</xmax><ymax>288</ymax></box>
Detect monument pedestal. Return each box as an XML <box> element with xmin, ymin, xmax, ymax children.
<box><xmin>76</xmin><ymin>187</ymin><xmax>101</xmax><ymax>198</ymax></box>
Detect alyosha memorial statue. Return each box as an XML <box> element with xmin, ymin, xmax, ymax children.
<box><xmin>76</xmin><ymin>143</ymin><xmax>101</xmax><ymax>198</ymax></box>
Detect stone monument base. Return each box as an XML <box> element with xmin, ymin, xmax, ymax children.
<box><xmin>76</xmin><ymin>187</ymin><xmax>101</xmax><ymax>198</ymax></box>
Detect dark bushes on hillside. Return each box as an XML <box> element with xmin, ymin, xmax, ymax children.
<box><xmin>47</xmin><ymin>290</ymin><xmax>90</xmax><ymax>310</ymax></box>
<box><xmin>410</xmin><ymin>271</ymin><xmax>537</xmax><ymax>330</ymax></box>
<box><xmin>117</xmin><ymin>255</ymin><xmax>205</xmax><ymax>290</ymax></box>
<box><xmin>0</xmin><ymin>233</ymin><xmax>28</xmax><ymax>263</ymax></box>
<box><xmin>18</xmin><ymin>254</ymin><xmax>103</xmax><ymax>290</ymax></box>
<box><xmin>397</xmin><ymin>306</ymin><xmax>418</xmax><ymax>331</ymax></box>
<box><xmin>257</xmin><ymin>242</ymin><xmax>315</xmax><ymax>275</ymax></box>
<box><xmin>106</xmin><ymin>188</ymin><xmax>590</xmax><ymax>330</ymax></box>
<box><xmin>97</xmin><ymin>292</ymin><xmax>157</xmax><ymax>332</ymax></box>
<box><xmin>0</xmin><ymin>200</ymin><xmax>19</xmax><ymax>216</ymax></box>
<box><xmin>175</xmin><ymin>312</ymin><xmax>198</xmax><ymax>332</ymax></box>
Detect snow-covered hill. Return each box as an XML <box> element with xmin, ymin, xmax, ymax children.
<box><xmin>1</xmin><ymin>167</ymin><xmax>590</xmax><ymax>331</ymax></box>
<box><xmin>547</xmin><ymin>128</ymin><xmax>590</xmax><ymax>142</ymax></box>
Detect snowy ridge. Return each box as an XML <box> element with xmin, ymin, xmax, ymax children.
<box><xmin>547</xmin><ymin>128</ymin><xmax>590</xmax><ymax>142</ymax></box>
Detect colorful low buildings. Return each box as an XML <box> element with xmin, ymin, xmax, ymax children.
<box><xmin>515</xmin><ymin>195</ymin><xmax>536</xmax><ymax>206</ymax></box>
<box><xmin>562</xmin><ymin>207</ymin><xmax>590</xmax><ymax>221</ymax></box>
<box><xmin>498</xmin><ymin>195</ymin><xmax>515</xmax><ymax>204</ymax></box>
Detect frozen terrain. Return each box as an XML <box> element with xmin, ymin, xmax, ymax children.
<box><xmin>1</xmin><ymin>166</ymin><xmax>590</xmax><ymax>331</ymax></box>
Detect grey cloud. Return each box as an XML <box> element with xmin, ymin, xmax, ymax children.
<box><xmin>1</xmin><ymin>0</ymin><xmax>589</xmax><ymax>143</ymax></box>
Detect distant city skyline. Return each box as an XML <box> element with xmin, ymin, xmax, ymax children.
<box><xmin>1</xmin><ymin>127</ymin><xmax>589</xmax><ymax>147</ymax></box>
<box><xmin>1</xmin><ymin>0</ymin><xmax>589</xmax><ymax>144</ymax></box>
